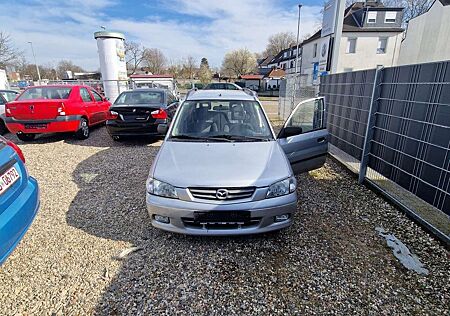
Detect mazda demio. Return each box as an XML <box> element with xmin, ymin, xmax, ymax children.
<box><xmin>146</xmin><ymin>89</ymin><xmax>328</xmax><ymax>235</ymax></box>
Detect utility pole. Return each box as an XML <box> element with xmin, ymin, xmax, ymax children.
<box><xmin>330</xmin><ymin>0</ymin><xmax>345</xmax><ymax>73</ymax></box>
<box><xmin>28</xmin><ymin>41</ymin><xmax>41</xmax><ymax>85</ymax></box>
<box><xmin>292</xmin><ymin>4</ymin><xmax>302</xmax><ymax>111</ymax></box>
<box><xmin>295</xmin><ymin>4</ymin><xmax>302</xmax><ymax>76</ymax></box>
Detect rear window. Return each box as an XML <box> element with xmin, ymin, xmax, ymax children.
<box><xmin>114</xmin><ymin>91</ymin><xmax>164</xmax><ymax>105</ymax></box>
<box><xmin>18</xmin><ymin>87</ymin><xmax>72</xmax><ymax>100</ymax></box>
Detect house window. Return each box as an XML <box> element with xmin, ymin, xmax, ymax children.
<box><xmin>313</xmin><ymin>43</ymin><xmax>318</xmax><ymax>58</ymax></box>
<box><xmin>367</xmin><ymin>11</ymin><xmax>377</xmax><ymax>23</ymax></box>
<box><xmin>346</xmin><ymin>38</ymin><xmax>356</xmax><ymax>54</ymax></box>
<box><xmin>377</xmin><ymin>37</ymin><xmax>388</xmax><ymax>54</ymax></box>
<box><xmin>385</xmin><ymin>12</ymin><xmax>397</xmax><ymax>23</ymax></box>
<box><xmin>290</xmin><ymin>61</ymin><xmax>294</xmax><ymax>68</ymax></box>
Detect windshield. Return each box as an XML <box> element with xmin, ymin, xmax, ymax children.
<box><xmin>1</xmin><ymin>91</ymin><xmax>19</xmax><ymax>102</ymax></box>
<box><xmin>169</xmin><ymin>100</ymin><xmax>273</xmax><ymax>141</ymax></box>
<box><xmin>18</xmin><ymin>87</ymin><xmax>72</xmax><ymax>100</ymax></box>
<box><xmin>114</xmin><ymin>91</ymin><xmax>164</xmax><ymax>105</ymax></box>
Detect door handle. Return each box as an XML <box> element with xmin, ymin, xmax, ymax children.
<box><xmin>317</xmin><ymin>137</ymin><xmax>326</xmax><ymax>143</ymax></box>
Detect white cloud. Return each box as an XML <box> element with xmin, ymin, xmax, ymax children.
<box><xmin>0</xmin><ymin>0</ymin><xmax>322</xmax><ymax>71</ymax></box>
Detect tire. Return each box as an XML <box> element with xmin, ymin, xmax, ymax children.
<box><xmin>75</xmin><ymin>118</ymin><xmax>90</xmax><ymax>140</ymax></box>
<box><xmin>0</xmin><ymin>119</ymin><xmax>7</xmax><ymax>135</ymax></box>
<box><xmin>16</xmin><ymin>133</ymin><xmax>36</xmax><ymax>141</ymax></box>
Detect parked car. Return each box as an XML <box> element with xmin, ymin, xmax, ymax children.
<box><xmin>204</xmin><ymin>82</ymin><xmax>243</xmax><ymax>90</ymax></box>
<box><xmin>146</xmin><ymin>89</ymin><xmax>328</xmax><ymax>235</ymax></box>
<box><xmin>0</xmin><ymin>90</ymin><xmax>20</xmax><ymax>134</ymax></box>
<box><xmin>0</xmin><ymin>136</ymin><xmax>39</xmax><ymax>265</ymax></box>
<box><xmin>5</xmin><ymin>85</ymin><xmax>111</xmax><ymax>141</ymax></box>
<box><xmin>0</xmin><ymin>90</ymin><xmax>20</xmax><ymax>102</ymax></box>
<box><xmin>106</xmin><ymin>88</ymin><xmax>179</xmax><ymax>140</ymax></box>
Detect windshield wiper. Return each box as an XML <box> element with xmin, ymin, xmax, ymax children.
<box><xmin>209</xmin><ymin>134</ymin><xmax>271</xmax><ymax>142</ymax></box>
<box><xmin>169</xmin><ymin>134</ymin><xmax>232</xmax><ymax>142</ymax></box>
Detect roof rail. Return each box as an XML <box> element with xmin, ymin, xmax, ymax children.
<box><xmin>185</xmin><ymin>87</ymin><xmax>198</xmax><ymax>99</ymax></box>
<box><xmin>243</xmin><ymin>88</ymin><xmax>257</xmax><ymax>98</ymax></box>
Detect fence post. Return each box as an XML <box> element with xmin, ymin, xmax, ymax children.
<box><xmin>358</xmin><ymin>66</ymin><xmax>383</xmax><ymax>184</ymax></box>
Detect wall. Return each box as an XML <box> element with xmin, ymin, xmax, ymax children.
<box><xmin>301</xmin><ymin>36</ymin><xmax>331</xmax><ymax>83</ymax></box>
<box><xmin>337</xmin><ymin>32</ymin><xmax>402</xmax><ymax>73</ymax></box>
<box><xmin>398</xmin><ymin>2</ymin><xmax>450</xmax><ymax>65</ymax></box>
<box><xmin>0</xmin><ymin>70</ymin><xmax>8</xmax><ymax>90</ymax></box>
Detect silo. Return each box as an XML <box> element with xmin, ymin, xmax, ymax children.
<box><xmin>94</xmin><ymin>31</ymin><xmax>127</xmax><ymax>102</ymax></box>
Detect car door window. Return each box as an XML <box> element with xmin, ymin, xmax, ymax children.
<box><xmin>286</xmin><ymin>98</ymin><xmax>325</xmax><ymax>133</ymax></box>
<box><xmin>91</xmin><ymin>90</ymin><xmax>103</xmax><ymax>102</ymax></box>
<box><xmin>80</xmin><ymin>88</ymin><xmax>92</xmax><ymax>102</ymax></box>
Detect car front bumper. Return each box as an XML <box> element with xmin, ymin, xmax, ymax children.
<box><xmin>0</xmin><ymin>176</ymin><xmax>39</xmax><ymax>265</ymax></box>
<box><xmin>146</xmin><ymin>192</ymin><xmax>297</xmax><ymax>236</ymax></box>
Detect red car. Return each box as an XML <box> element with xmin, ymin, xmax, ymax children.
<box><xmin>5</xmin><ymin>85</ymin><xmax>111</xmax><ymax>141</ymax></box>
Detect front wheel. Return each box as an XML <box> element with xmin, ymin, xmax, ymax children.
<box><xmin>75</xmin><ymin>118</ymin><xmax>90</xmax><ymax>140</ymax></box>
<box><xmin>17</xmin><ymin>133</ymin><xmax>36</xmax><ymax>141</ymax></box>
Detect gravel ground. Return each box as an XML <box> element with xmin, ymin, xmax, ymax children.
<box><xmin>0</xmin><ymin>127</ymin><xmax>449</xmax><ymax>315</ymax></box>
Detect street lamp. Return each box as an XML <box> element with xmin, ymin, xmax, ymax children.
<box><xmin>28</xmin><ymin>41</ymin><xmax>41</xmax><ymax>85</ymax></box>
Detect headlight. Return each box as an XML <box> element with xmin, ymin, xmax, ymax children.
<box><xmin>146</xmin><ymin>178</ymin><xmax>178</xmax><ymax>199</ymax></box>
<box><xmin>266</xmin><ymin>176</ymin><xmax>297</xmax><ymax>198</ymax></box>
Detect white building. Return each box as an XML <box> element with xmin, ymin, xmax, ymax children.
<box><xmin>301</xmin><ymin>1</ymin><xmax>404</xmax><ymax>80</ymax></box>
<box><xmin>261</xmin><ymin>1</ymin><xmax>404</xmax><ymax>85</ymax></box>
<box><xmin>398</xmin><ymin>0</ymin><xmax>450</xmax><ymax>65</ymax></box>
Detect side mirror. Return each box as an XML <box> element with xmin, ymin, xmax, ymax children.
<box><xmin>157</xmin><ymin>124</ymin><xmax>168</xmax><ymax>134</ymax></box>
<box><xmin>279</xmin><ymin>126</ymin><xmax>302</xmax><ymax>139</ymax></box>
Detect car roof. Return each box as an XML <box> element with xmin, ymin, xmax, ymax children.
<box><xmin>0</xmin><ymin>90</ymin><xmax>19</xmax><ymax>93</ymax></box>
<box><xmin>124</xmin><ymin>88</ymin><xmax>167</xmax><ymax>93</ymax></box>
<box><xmin>186</xmin><ymin>89</ymin><xmax>256</xmax><ymax>101</ymax></box>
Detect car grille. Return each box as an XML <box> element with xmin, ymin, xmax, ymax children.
<box><xmin>188</xmin><ymin>187</ymin><xmax>255</xmax><ymax>201</ymax></box>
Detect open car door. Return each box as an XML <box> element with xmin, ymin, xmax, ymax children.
<box><xmin>277</xmin><ymin>97</ymin><xmax>328</xmax><ymax>174</ymax></box>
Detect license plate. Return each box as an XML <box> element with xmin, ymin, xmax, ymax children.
<box><xmin>0</xmin><ymin>166</ymin><xmax>20</xmax><ymax>195</ymax></box>
<box><xmin>25</xmin><ymin>123</ymin><xmax>47</xmax><ymax>129</ymax></box>
<box><xmin>193</xmin><ymin>211</ymin><xmax>250</xmax><ymax>223</ymax></box>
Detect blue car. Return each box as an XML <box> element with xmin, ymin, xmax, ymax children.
<box><xmin>0</xmin><ymin>136</ymin><xmax>39</xmax><ymax>265</ymax></box>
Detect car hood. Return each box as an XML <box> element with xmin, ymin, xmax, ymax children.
<box><xmin>152</xmin><ymin>141</ymin><xmax>292</xmax><ymax>188</ymax></box>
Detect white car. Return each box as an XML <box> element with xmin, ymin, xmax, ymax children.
<box><xmin>0</xmin><ymin>90</ymin><xmax>20</xmax><ymax>134</ymax></box>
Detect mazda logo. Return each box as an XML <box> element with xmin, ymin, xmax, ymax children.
<box><xmin>216</xmin><ymin>189</ymin><xmax>229</xmax><ymax>200</ymax></box>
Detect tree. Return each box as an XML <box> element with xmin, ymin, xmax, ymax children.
<box><xmin>142</xmin><ymin>48</ymin><xmax>166</xmax><ymax>74</ymax></box>
<box><xmin>221</xmin><ymin>48</ymin><xmax>257</xmax><ymax>78</ymax></box>
<box><xmin>166</xmin><ymin>59</ymin><xmax>182</xmax><ymax>79</ymax></box>
<box><xmin>263</xmin><ymin>32</ymin><xmax>296</xmax><ymax>57</ymax></box>
<box><xmin>181</xmin><ymin>56</ymin><xmax>197</xmax><ymax>79</ymax></box>
<box><xmin>200</xmin><ymin>57</ymin><xmax>209</xmax><ymax>68</ymax></box>
<box><xmin>0</xmin><ymin>32</ymin><xmax>23</xmax><ymax>68</ymax></box>
<box><xmin>198</xmin><ymin>57</ymin><xmax>212</xmax><ymax>85</ymax></box>
<box><xmin>125</xmin><ymin>41</ymin><xmax>144</xmax><ymax>75</ymax></box>
<box><xmin>56</xmin><ymin>60</ymin><xmax>84</xmax><ymax>79</ymax></box>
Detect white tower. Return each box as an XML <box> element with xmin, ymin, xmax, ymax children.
<box><xmin>94</xmin><ymin>31</ymin><xmax>127</xmax><ymax>102</ymax></box>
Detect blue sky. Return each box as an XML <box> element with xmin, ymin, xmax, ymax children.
<box><xmin>0</xmin><ymin>0</ymin><xmax>323</xmax><ymax>71</ymax></box>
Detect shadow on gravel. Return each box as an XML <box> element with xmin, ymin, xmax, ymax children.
<box><xmin>64</xmin><ymin>138</ymin><xmax>446</xmax><ymax>315</ymax></box>
<box><xmin>4</xmin><ymin>125</ymin><xmax>163</xmax><ymax>147</ymax></box>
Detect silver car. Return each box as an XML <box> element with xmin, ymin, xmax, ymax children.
<box><xmin>146</xmin><ymin>89</ymin><xmax>328</xmax><ymax>235</ymax></box>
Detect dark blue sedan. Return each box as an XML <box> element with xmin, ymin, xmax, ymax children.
<box><xmin>0</xmin><ymin>136</ymin><xmax>39</xmax><ymax>265</ymax></box>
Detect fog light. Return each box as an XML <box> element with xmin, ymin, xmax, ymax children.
<box><xmin>154</xmin><ymin>215</ymin><xmax>170</xmax><ymax>224</ymax></box>
<box><xmin>274</xmin><ymin>214</ymin><xmax>290</xmax><ymax>222</ymax></box>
